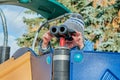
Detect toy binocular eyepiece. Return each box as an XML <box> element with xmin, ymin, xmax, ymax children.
<box><xmin>50</xmin><ymin>25</ymin><xmax>75</xmax><ymax>41</ymax></box>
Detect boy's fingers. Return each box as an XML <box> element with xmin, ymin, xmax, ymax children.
<box><xmin>76</xmin><ymin>32</ymin><xmax>81</xmax><ymax>36</ymax></box>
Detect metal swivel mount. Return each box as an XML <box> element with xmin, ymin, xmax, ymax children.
<box><xmin>50</xmin><ymin>25</ymin><xmax>72</xmax><ymax>80</ymax></box>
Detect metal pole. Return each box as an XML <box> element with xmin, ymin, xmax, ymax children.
<box><xmin>52</xmin><ymin>47</ymin><xmax>70</xmax><ymax>80</ymax></box>
<box><xmin>0</xmin><ymin>8</ymin><xmax>8</xmax><ymax>47</ymax></box>
<box><xmin>0</xmin><ymin>8</ymin><xmax>10</xmax><ymax>63</ymax></box>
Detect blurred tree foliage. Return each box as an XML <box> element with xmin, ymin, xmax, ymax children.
<box><xmin>17</xmin><ymin>0</ymin><xmax>120</xmax><ymax>53</ymax></box>
<box><xmin>17</xmin><ymin>12</ymin><xmax>45</xmax><ymax>49</ymax></box>
<box><xmin>59</xmin><ymin>0</ymin><xmax>120</xmax><ymax>52</ymax></box>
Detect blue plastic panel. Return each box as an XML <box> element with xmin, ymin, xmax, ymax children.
<box><xmin>38</xmin><ymin>50</ymin><xmax>120</xmax><ymax>80</ymax></box>
<box><xmin>70</xmin><ymin>50</ymin><xmax>120</xmax><ymax>80</ymax></box>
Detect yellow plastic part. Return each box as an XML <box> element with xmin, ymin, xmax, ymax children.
<box><xmin>0</xmin><ymin>52</ymin><xmax>32</xmax><ymax>80</ymax></box>
<box><xmin>0</xmin><ymin>50</ymin><xmax>51</xmax><ymax>80</ymax></box>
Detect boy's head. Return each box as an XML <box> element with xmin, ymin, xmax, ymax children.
<box><xmin>63</xmin><ymin>13</ymin><xmax>85</xmax><ymax>39</ymax></box>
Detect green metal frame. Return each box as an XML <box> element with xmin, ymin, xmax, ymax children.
<box><xmin>0</xmin><ymin>0</ymin><xmax>71</xmax><ymax>20</ymax></box>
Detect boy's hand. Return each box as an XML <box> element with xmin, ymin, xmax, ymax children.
<box><xmin>72</xmin><ymin>31</ymin><xmax>84</xmax><ymax>49</ymax></box>
<box><xmin>42</xmin><ymin>31</ymin><xmax>54</xmax><ymax>48</ymax></box>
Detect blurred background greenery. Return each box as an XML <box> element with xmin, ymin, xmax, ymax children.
<box><xmin>17</xmin><ymin>0</ymin><xmax>120</xmax><ymax>53</ymax></box>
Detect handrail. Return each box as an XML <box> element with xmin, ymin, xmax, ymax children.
<box><xmin>0</xmin><ymin>8</ymin><xmax>8</xmax><ymax>47</ymax></box>
<box><xmin>0</xmin><ymin>8</ymin><xmax>9</xmax><ymax>63</ymax></box>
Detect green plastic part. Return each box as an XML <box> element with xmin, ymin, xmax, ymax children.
<box><xmin>0</xmin><ymin>0</ymin><xmax>71</xmax><ymax>20</ymax></box>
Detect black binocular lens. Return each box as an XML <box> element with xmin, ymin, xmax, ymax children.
<box><xmin>65</xmin><ymin>36</ymin><xmax>73</xmax><ymax>41</ymax></box>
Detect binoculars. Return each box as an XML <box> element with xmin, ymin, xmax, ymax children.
<box><xmin>50</xmin><ymin>25</ymin><xmax>75</xmax><ymax>41</ymax></box>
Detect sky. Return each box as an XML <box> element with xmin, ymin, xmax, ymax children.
<box><xmin>0</xmin><ymin>5</ymin><xmax>39</xmax><ymax>57</ymax></box>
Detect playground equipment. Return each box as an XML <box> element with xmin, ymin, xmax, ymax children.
<box><xmin>0</xmin><ymin>0</ymin><xmax>120</xmax><ymax>80</ymax></box>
